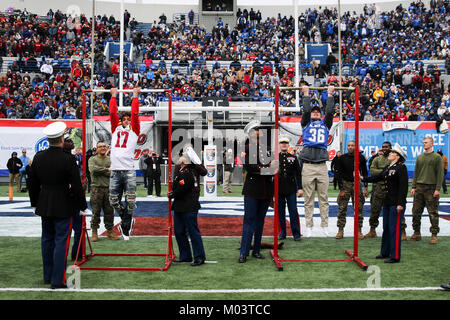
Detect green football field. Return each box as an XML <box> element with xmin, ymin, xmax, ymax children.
<box><xmin>0</xmin><ymin>235</ymin><xmax>449</xmax><ymax>300</ymax></box>
<box><xmin>0</xmin><ymin>184</ymin><xmax>449</xmax><ymax>302</ymax></box>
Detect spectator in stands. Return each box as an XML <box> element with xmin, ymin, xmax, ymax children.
<box><xmin>40</xmin><ymin>60</ymin><xmax>53</xmax><ymax>79</ymax></box>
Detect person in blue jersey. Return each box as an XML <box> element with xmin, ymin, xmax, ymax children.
<box><xmin>298</xmin><ymin>85</ymin><xmax>335</xmax><ymax>238</ymax></box>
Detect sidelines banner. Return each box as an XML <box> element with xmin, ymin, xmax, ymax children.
<box><xmin>0</xmin><ymin>120</ymin><xmax>154</xmax><ymax>176</ymax></box>
<box><xmin>0</xmin><ymin>120</ymin><xmax>82</xmax><ymax>177</ymax></box>
<box><xmin>203</xmin><ymin>145</ymin><xmax>217</xmax><ymax>197</ymax></box>
<box><xmin>344</xmin><ymin>122</ymin><xmax>449</xmax><ymax>177</ymax></box>
<box><xmin>280</xmin><ymin>117</ymin><xmax>449</xmax><ymax>178</ymax></box>
<box><xmin>93</xmin><ymin>121</ymin><xmax>154</xmax><ymax>172</ymax></box>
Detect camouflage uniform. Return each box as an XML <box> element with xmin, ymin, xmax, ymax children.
<box><xmin>337</xmin><ymin>180</ymin><xmax>365</xmax><ymax>228</ymax></box>
<box><xmin>89</xmin><ymin>155</ymin><xmax>115</xmax><ymax>231</ymax></box>
<box><xmin>412</xmin><ymin>184</ymin><xmax>440</xmax><ymax>234</ymax></box>
<box><xmin>411</xmin><ymin>151</ymin><xmax>444</xmax><ymax>235</ymax></box>
<box><xmin>90</xmin><ymin>186</ymin><xmax>115</xmax><ymax>230</ymax></box>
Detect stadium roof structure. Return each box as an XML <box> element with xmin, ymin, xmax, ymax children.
<box><xmin>96</xmin><ymin>0</ymin><xmax>408</xmax><ymax>5</ymax></box>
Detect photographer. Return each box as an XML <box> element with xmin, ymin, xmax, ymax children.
<box><xmin>144</xmin><ymin>150</ymin><xmax>163</xmax><ymax>197</ymax></box>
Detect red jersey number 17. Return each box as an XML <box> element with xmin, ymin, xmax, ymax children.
<box><xmin>115</xmin><ymin>131</ymin><xmax>129</xmax><ymax>148</ymax></box>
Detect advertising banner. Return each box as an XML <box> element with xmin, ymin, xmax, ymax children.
<box><xmin>0</xmin><ymin>120</ymin><xmax>154</xmax><ymax>176</ymax></box>
<box><xmin>279</xmin><ymin>117</ymin><xmax>449</xmax><ymax>178</ymax></box>
<box><xmin>0</xmin><ymin>120</ymin><xmax>82</xmax><ymax>176</ymax></box>
<box><xmin>203</xmin><ymin>145</ymin><xmax>217</xmax><ymax>197</ymax></box>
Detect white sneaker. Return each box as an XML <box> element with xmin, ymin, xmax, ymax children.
<box><xmin>147</xmin><ymin>195</ymin><xmax>153</xmax><ymax>198</ymax></box>
<box><xmin>321</xmin><ymin>227</ymin><xmax>329</xmax><ymax>237</ymax></box>
<box><xmin>118</xmin><ymin>224</ymin><xmax>129</xmax><ymax>241</ymax></box>
<box><xmin>304</xmin><ymin>227</ymin><xmax>312</xmax><ymax>238</ymax></box>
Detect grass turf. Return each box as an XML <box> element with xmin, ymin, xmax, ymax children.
<box><xmin>0</xmin><ymin>236</ymin><xmax>449</xmax><ymax>300</ymax></box>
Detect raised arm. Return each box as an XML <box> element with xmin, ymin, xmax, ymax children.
<box><xmin>131</xmin><ymin>87</ymin><xmax>140</xmax><ymax>136</ymax></box>
<box><xmin>323</xmin><ymin>86</ymin><xmax>335</xmax><ymax>129</ymax></box>
<box><xmin>109</xmin><ymin>88</ymin><xmax>119</xmax><ymax>133</ymax></box>
<box><xmin>300</xmin><ymin>85</ymin><xmax>311</xmax><ymax>127</ymax></box>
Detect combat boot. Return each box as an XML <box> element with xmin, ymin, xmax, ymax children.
<box><xmin>408</xmin><ymin>231</ymin><xmax>422</xmax><ymax>241</ymax></box>
<box><xmin>107</xmin><ymin>229</ymin><xmax>120</xmax><ymax>240</ymax></box>
<box><xmin>430</xmin><ymin>233</ymin><xmax>438</xmax><ymax>244</ymax></box>
<box><xmin>335</xmin><ymin>227</ymin><xmax>344</xmax><ymax>239</ymax></box>
<box><xmin>91</xmin><ymin>228</ymin><xmax>98</xmax><ymax>242</ymax></box>
<box><xmin>401</xmin><ymin>230</ymin><xmax>407</xmax><ymax>241</ymax></box>
<box><xmin>364</xmin><ymin>227</ymin><xmax>377</xmax><ymax>238</ymax></box>
<box><xmin>358</xmin><ymin>228</ymin><xmax>364</xmax><ymax>240</ymax></box>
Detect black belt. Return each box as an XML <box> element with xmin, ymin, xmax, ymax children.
<box><xmin>303</xmin><ymin>160</ymin><xmax>326</xmax><ymax>164</ymax></box>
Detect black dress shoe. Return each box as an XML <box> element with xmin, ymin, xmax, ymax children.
<box><xmin>173</xmin><ymin>258</ymin><xmax>193</xmax><ymax>263</ymax></box>
<box><xmin>375</xmin><ymin>254</ymin><xmax>389</xmax><ymax>259</ymax></box>
<box><xmin>278</xmin><ymin>236</ymin><xmax>286</xmax><ymax>240</ymax></box>
<box><xmin>440</xmin><ymin>283</ymin><xmax>450</xmax><ymax>291</ymax></box>
<box><xmin>294</xmin><ymin>237</ymin><xmax>301</xmax><ymax>241</ymax></box>
<box><xmin>384</xmin><ymin>258</ymin><xmax>400</xmax><ymax>264</ymax></box>
<box><xmin>252</xmin><ymin>253</ymin><xmax>265</xmax><ymax>259</ymax></box>
<box><xmin>238</xmin><ymin>255</ymin><xmax>247</xmax><ymax>263</ymax></box>
<box><xmin>51</xmin><ymin>284</ymin><xmax>68</xmax><ymax>289</ymax></box>
<box><xmin>191</xmin><ymin>259</ymin><xmax>205</xmax><ymax>266</ymax></box>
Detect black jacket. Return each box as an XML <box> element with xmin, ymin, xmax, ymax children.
<box><xmin>278</xmin><ymin>152</ymin><xmax>302</xmax><ymax>195</ymax></box>
<box><xmin>363</xmin><ymin>162</ymin><xmax>408</xmax><ymax>207</ymax></box>
<box><xmin>242</xmin><ymin>143</ymin><xmax>274</xmax><ymax>200</ymax></box>
<box><xmin>29</xmin><ymin>146</ymin><xmax>87</xmax><ymax>218</ymax></box>
<box><xmin>171</xmin><ymin>166</ymin><xmax>201</xmax><ymax>213</ymax></box>
<box><xmin>7</xmin><ymin>156</ymin><xmax>23</xmax><ymax>174</ymax></box>
<box><xmin>145</xmin><ymin>155</ymin><xmax>163</xmax><ymax>176</ymax></box>
<box><xmin>335</xmin><ymin>152</ymin><xmax>368</xmax><ymax>190</ymax></box>
<box><xmin>173</xmin><ymin>164</ymin><xmax>207</xmax><ymax>199</ymax></box>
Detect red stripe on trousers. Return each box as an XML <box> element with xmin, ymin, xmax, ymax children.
<box><xmin>395</xmin><ymin>210</ymin><xmax>401</xmax><ymax>260</ymax></box>
<box><xmin>63</xmin><ymin>217</ymin><xmax>73</xmax><ymax>284</ymax></box>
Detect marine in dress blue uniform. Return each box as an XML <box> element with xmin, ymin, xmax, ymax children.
<box><xmin>362</xmin><ymin>144</ymin><xmax>408</xmax><ymax>263</ymax></box>
<box><xmin>277</xmin><ymin>137</ymin><xmax>303</xmax><ymax>241</ymax></box>
<box><xmin>29</xmin><ymin>122</ymin><xmax>88</xmax><ymax>288</ymax></box>
<box><xmin>239</xmin><ymin>121</ymin><xmax>276</xmax><ymax>263</ymax></box>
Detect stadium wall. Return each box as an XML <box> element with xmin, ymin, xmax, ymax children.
<box><xmin>6</xmin><ymin>0</ymin><xmax>417</xmax><ymax>25</ymax></box>
<box><xmin>1</xmin><ymin>118</ymin><xmax>448</xmax><ymax>180</ymax></box>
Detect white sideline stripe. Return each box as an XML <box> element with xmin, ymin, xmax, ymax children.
<box><xmin>0</xmin><ymin>287</ymin><xmax>443</xmax><ymax>293</ymax></box>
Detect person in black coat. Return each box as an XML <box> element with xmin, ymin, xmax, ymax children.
<box><xmin>361</xmin><ymin>144</ymin><xmax>408</xmax><ymax>263</ymax></box>
<box><xmin>7</xmin><ymin>151</ymin><xmax>23</xmax><ymax>193</ymax></box>
<box><xmin>277</xmin><ymin>137</ymin><xmax>303</xmax><ymax>241</ymax></box>
<box><xmin>62</xmin><ymin>137</ymin><xmax>84</xmax><ymax>262</ymax></box>
<box><xmin>239</xmin><ymin>122</ymin><xmax>277</xmax><ymax>263</ymax></box>
<box><xmin>29</xmin><ymin>122</ymin><xmax>88</xmax><ymax>289</ymax></box>
<box><xmin>144</xmin><ymin>151</ymin><xmax>163</xmax><ymax>197</ymax></box>
<box><xmin>168</xmin><ymin>156</ymin><xmax>206</xmax><ymax>266</ymax></box>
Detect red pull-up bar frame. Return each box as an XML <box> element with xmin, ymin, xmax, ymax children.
<box><xmin>73</xmin><ymin>88</ymin><xmax>175</xmax><ymax>271</ymax></box>
<box><xmin>271</xmin><ymin>85</ymin><xmax>368</xmax><ymax>271</ymax></box>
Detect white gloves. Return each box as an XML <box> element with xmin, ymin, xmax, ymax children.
<box><xmin>80</xmin><ymin>208</ymin><xmax>92</xmax><ymax>216</ymax></box>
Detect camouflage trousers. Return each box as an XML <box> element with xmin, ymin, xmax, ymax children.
<box><xmin>369</xmin><ymin>184</ymin><xmax>407</xmax><ymax>231</ymax></box>
<box><xmin>337</xmin><ymin>180</ymin><xmax>365</xmax><ymax>228</ymax></box>
<box><xmin>90</xmin><ymin>186</ymin><xmax>115</xmax><ymax>230</ymax></box>
<box><xmin>411</xmin><ymin>184</ymin><xmax>440</xmax><ymax>234</ymax></box>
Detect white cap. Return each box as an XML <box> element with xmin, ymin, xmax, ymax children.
<box><xmin>279</xmin><ymin>136</ymin><xmax>290</xmax><ymax>143</ymax></box>
<box><xmin>244</xmin><ymin>120</ymin><xmax>261</xmax><ymax>135</ymax></box>
<box><xmin>43</xmin><ymin>122</ymin><xmax>67</xmax><ymax>139</ymax></box>
<box><xmin>391</xmin><ymin>143</ymin><xmax>407</xmax><ymax>159</ymax></box>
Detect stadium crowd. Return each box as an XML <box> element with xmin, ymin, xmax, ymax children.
<box><xmin>0</xmin><ymin>1</ymin><xmax>449</xmax><ymax>123</ymax></box>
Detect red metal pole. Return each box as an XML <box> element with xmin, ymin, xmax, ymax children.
<box><xmin>354</xmin><ymin>86</ymin><xmax>360</xmax><ymax>258</ymax></box>
<box><xmin>273</xmin><ymin>86</ymin><xmax>280</xmax><ymax>258</ymax></box>
<box><xmin>167</xmin><ymin>91</ymin><xmax>174</xmax><ymax>260</ymax></box>
<box><xmin>81</xmin><ymin>91</ymin><xmax>87</xmax><ymax>260</ymax></box>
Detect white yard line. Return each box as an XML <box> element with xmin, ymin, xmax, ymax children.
<box><xmin>0</xmin><ymin>287</ymin><xmax>444</xmax><ymax>293</ymax></box>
